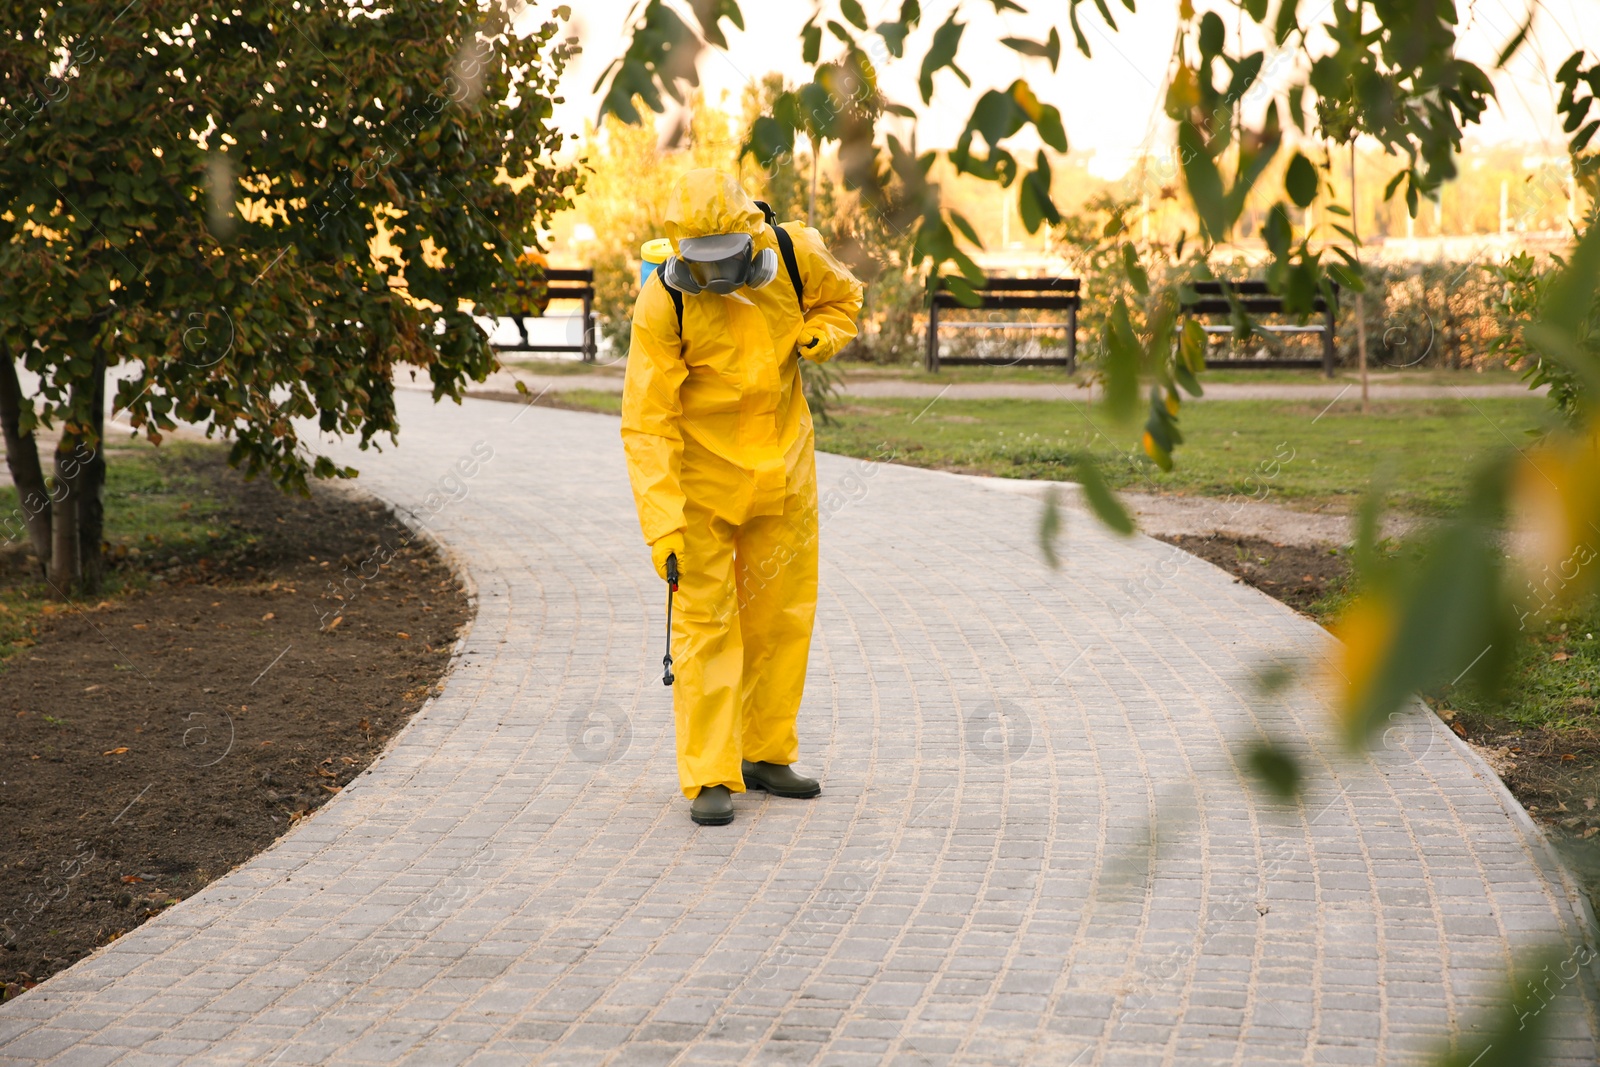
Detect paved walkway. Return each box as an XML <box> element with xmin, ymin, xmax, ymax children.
<box><xmin>3</xmin><ymin>394</ymin><xmax>1596</xmax><ymax>1066</ymax></box>
<box><xmin>463</xmin><ymin>366</ymin><xmax>1540</xmax><ymax>402</ymax></box>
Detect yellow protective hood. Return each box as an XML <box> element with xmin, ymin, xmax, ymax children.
<box><xmin>664</xmin><ymin>169</ymin><xmax>764</xmax><ymax>253</ymax></box>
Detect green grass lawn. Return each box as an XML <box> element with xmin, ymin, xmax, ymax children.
<box><xmin>0</xmin><ymin>438</ymin><xmax>242</xmax><ymax>661</ymax></box>
<box><xmin>830</xmin><ymin>361</ymin><xmax>1528</xmax><ymax>388</ymax></box>
<box><xmin>814</xmin><ymin>395</ymin><xmax>1552</xmax><ymax>515</ymax></box>
<box><xmin>549</xmin><ymin>387</ymin><xmax>1549</xmax><ymax>514</ymax></box>
<box><xmin>1449</xmin><ymin>607</ymin><xmax>1600</xmax><ymax>731</ymax></box>
<box><xmin>506</xmin><ymin>357</ymin><xmax>625</xmax><ymax>377</ymax></box>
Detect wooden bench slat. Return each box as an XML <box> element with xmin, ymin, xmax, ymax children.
<box><xmin>934</xmin><ymin>293</ymin><xmax>1083</xmax><ymax>310</ymax></box>
<box><xmin>1184</xmin><ymin>297</ymin><xmax>1332</xmax><ymax>314</ymax></box>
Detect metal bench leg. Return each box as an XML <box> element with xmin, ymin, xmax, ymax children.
<box><xmin>1067</xmin><ymin>302</ymin><xmax>1078</xmax><ymax>375</ymax></box>
<box><xmin>1322</xmin><ymin>303</ymin><xmax>1335</xmax><ymax>378</ymax></box>
<box><xmin>582</xmin><ymin>290</ymin><xmax>595</xmax><ymax>363</ymax></box>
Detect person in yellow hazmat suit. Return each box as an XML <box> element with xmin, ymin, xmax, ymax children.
<box><xmin>621</xmin><ymin>169</ymin><xmax>864</xmax><ymax>826</ymax></box>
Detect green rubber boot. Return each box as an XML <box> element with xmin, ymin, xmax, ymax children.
<box><xmin>742</xmin><ymin>760</ymin><xmax>821</xmax><ymax>799</ymax></box>
<box><xmin>690</xmin><ymin>785</ymin><xmax>734</xmax><ymax>826</ymax></box>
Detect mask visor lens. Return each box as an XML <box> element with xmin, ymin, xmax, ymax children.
<box><xmin>680</xmin><ymin>233</ymin><xmax>754</xmax><ymax>291</ymax></box>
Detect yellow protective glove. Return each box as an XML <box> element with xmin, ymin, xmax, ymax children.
<box><xmin>796</xmin><ymin>323</ymin><xmax>837</xmax><ymax>362</ymax></box>
<box><xmin>651</xmin><ymin>532</ymin><xmax>685</xmax><ymax>583</ymax></box>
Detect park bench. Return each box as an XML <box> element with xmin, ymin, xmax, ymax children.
<box><xmin>493</xmin><ymin>267</ymin><xmax>598</xmax><ymax>362</ymax></box>
<box><xmin>925</xmin><ymin>276</ymin><xmax>1081</xmax><ymax>373</ymax></box>
<box><xmin>1181</xmin><ymin>279</ymin><xmax>1339</xmax><ymax>377</ymax></box>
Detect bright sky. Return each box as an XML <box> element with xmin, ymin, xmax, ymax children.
<box><xmin>538</xmin><ymin>0</ymin><xmax>1600</xmax><ymax>180</ymax></box>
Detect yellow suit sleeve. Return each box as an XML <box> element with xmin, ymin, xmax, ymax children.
<box><xmin>783</xmin><ymin>223</ymin><xmax>865</xmax><ymax>363</ymax></box>
<box><xmin>621</xmin><ymin>277</ymin><xmax>689</xmax><ymax>546</ymax></box>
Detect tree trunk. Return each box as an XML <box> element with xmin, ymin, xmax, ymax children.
<box><xmin>78</xmin><ymin>354</ymin><xmax>107</xmax><ymax>594</ymax></box>
<box><xmin>47</xmin><ymin>436</ymin><xmax>82</xmax><ymax>595</ymax></box>
<box><xmin>0</xmin><ymin>345</ymin><xmax>52</xmax><ymax>577</ymax></box>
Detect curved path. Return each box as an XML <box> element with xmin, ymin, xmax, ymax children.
<box><xmin>2</xmin><ymin>393</ymin><xmax>1596</xmax><ymax>1066</ymax></box>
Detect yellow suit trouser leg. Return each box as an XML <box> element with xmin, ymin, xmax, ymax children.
<box><xmin>672</xmin><ymin>472</ymin><xmax>820</xmax><ymax>798</ymax></box>
<box><xmin>733</xmin><ymin>477</ymin><xmax>819</xmax><ymax>767</ymax></box>
<box><xmin>672</xmin><ymin>503</ymin><xmax>744</xmax><ymax>799</ymax></box>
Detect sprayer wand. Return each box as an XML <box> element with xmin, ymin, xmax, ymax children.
<box><xmin>662</xmin><ymin>553</ymin><xmax>679</xmax><ymax>686</ymax></box>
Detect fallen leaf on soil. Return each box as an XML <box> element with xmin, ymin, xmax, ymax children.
<box><xmin>262</xmin><ymin>612</ymin><xmax>275</xmax><ymax>621</ymax></box>
<box><xmin>1586</xmin><ymin>828</ymin><xmax>1599</xmax><ymax>839</ymax></box>
<box><xmin>1451</xmin><ymin>723</ymin><xmax>1467</xmax><ymax>738</ymax></box>
<box><xmin>132</xmin><ymin>623</ymin><xmax>147</xmax><ymax>630</ymax></box>
<box><xmin>84</xmin><ymin>685</ymin><xmax>100</xmax><ymax>693</ymax></box>
<box><xmin>324</xmin><ymin>616</ymin><xmax>344</xmax><ymax>632</ymax></box>
<box><xmin>1586</xmin><ymin>798</ymin><xmax>1597</xmax><ymax>810</ymax></box>
<box><xmin>121</xmin><ymin>875</ymin><xmax>143</xmax><ymax>884</ymax></box>
<box><xmin>1561</xmin><ymin>753</ymin><xmax>1577</xmax><ymax>761</ymax></box>
<box><xmin>258</xmin><ymin>740</ymin><xmax>273</xmax><ymax>747</ymax></box>
<box><xmin>396</xmin><ymin>632</ymin><xmax>410</xmax><ymax>639</ymax></box>
<box><xmin>323</xmin><ymin>785</ymin><xmax>342</xmax><ymax>794</ymax></box>
<box><xmin>1553</xmin><ymin>651</ymin><xmax>1570</xmax><ymax>662</ymax></box>
<box><xmin>102</xmin><ymin>747</ymin><xmax>129</xmax><ymax>756</ymax></box>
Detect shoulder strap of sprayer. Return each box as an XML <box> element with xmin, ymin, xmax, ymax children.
<box><xmin>754</xmin><ymin>200</ymin><xmax>806</xmax><ymax>311</ymax></box>
<box><xmin>659</xmin><ymin>271</ymin><xmax>685</xmax><ymax>337</ymax></box>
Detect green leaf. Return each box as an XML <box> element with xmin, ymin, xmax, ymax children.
<box><xmin>1537</xmin><ymin>216</ymin><xmax>1600</xmax><ymax>342</ymax></box>
<box><xmin>1180</xmin><ymin>318</ymin><xmax>1208</xmax><ymax>374</ymax></box>
<box><xmin>1001</xmin><ymin>28</ymin><xmax>1062</xmax><ymax>71</ymax></box>
<box><xmin>1103</xmin><ymin>298</ymin><xmax>1140</xmax><ymax>421</ymax></box>
<box><xmin>1242</xmin><ymin>0</ymin><xmax>1269</xmax><ymax>21</ymax></box>
<box><xmin>743</xmin><ymin>115</ymin><xmax>795</xmax><ymax>168</ymax></box>
<box><xmin>948</xmin><ymin>210</ymin><xmax>983</xmax><ymax>248</ymax></box>
<box><xmin>1494</xmin><ymin>10</ymin><xmax>1532</xmax><ymax>69</ymax></box>
<box><xmin>1285</xmin><ymin>151</ymin><xmax>1317</xmax><ymax>207</ymax></box>
<box><xmin>941</xmin><ymin>273</ymin><xmax>980</xmax><ymax>307</ymax></box>
<box><xmin>1244</xmin><ymin>740</ymin><xmax>1301</xmax><ymax>799</ymax></box>
<box><xmin>687</xmin><ymin>0</ymin><xmax>744</xmax><ymax>49</ymax></box>
<box><xmin>990</xmin><ymin>0</ymin><xmax>1027</xmax><ymax>11</ymax></box>
<box><xmin>876</xmin><ymin>0</ymin><xmax>921</xmax><ymax>56</ymax></box>
<box><xmin>1038</xmin><ymin>486</ymin><xmax>1063</xmax><ymax>569</ymax></box>
<box><xmin>1067</xmin><ymin>3</ymin><xmax>1091</xmax><ymax>57</ymax></box>
<box><xmin>1431</xmin><ymin>949</ymin><xmax>1569</xmax><ymax>1067</ymax></box>
<box><xmin>1017</xmin><ymin>152</ymin><xmax>1060</xmax><ymax>233</ymax></box>
<box><xmin>1178</xmin><ymin>122</ymin><xmax>1227</xmax><ymax>242</ymax></box>
<box><xmin>1121</xmin><ymin>243</ymin><xmax>1149</xmax><ymax>295</ymax></box>
<box><xmin>1273</xmin><ymin>0</ymin><xmax>1300</xmax><ymax>45</ymax></box>
<box><xmin>1382</xmin><ymin>168</ymin><xmax>1407</xmax><ymax>201</ymax></box>
<box><xmin>1225</xmin><ymin>51</ymin><xmax>1265</xmax><ymax>101</ymax></box>
<box><xmin>1198</xmin><ymin>11</ymin><xmax>1225</xmax><ymax>58</ymax></box>
<box><xmin>1075</xmin><ymin>458</ymin><xmax>1135</xmax><ymax>536</ymax></box>
<box><xmin>840</xmin><ymin>0</ymin><xmax>868</xmax><ymax>30</ymax></box>
<box><xmin>1262</xmin><ymin>202</ymin><xmax>1291</xmax><ymax>259</ymax></box>
<box><xmin>802</xmin><ymin>16</ymin><xmax>821</xmax><ymax>64</ymax></box>
<box><xmin>918</xmin><ymin>12</ymin><xmax>968</xmax><ymax>103</ymax></box>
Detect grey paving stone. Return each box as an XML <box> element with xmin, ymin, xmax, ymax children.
<box><xmin>1</xmin><ymin>395</ymin><xmax>1596</xmax><ymax>1066</ymax></box>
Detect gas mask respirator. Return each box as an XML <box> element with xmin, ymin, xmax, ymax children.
<box><xmin>661</xmin><ymin>232</ymin><xmax>778</xmax><ymax>296</ymax></box>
